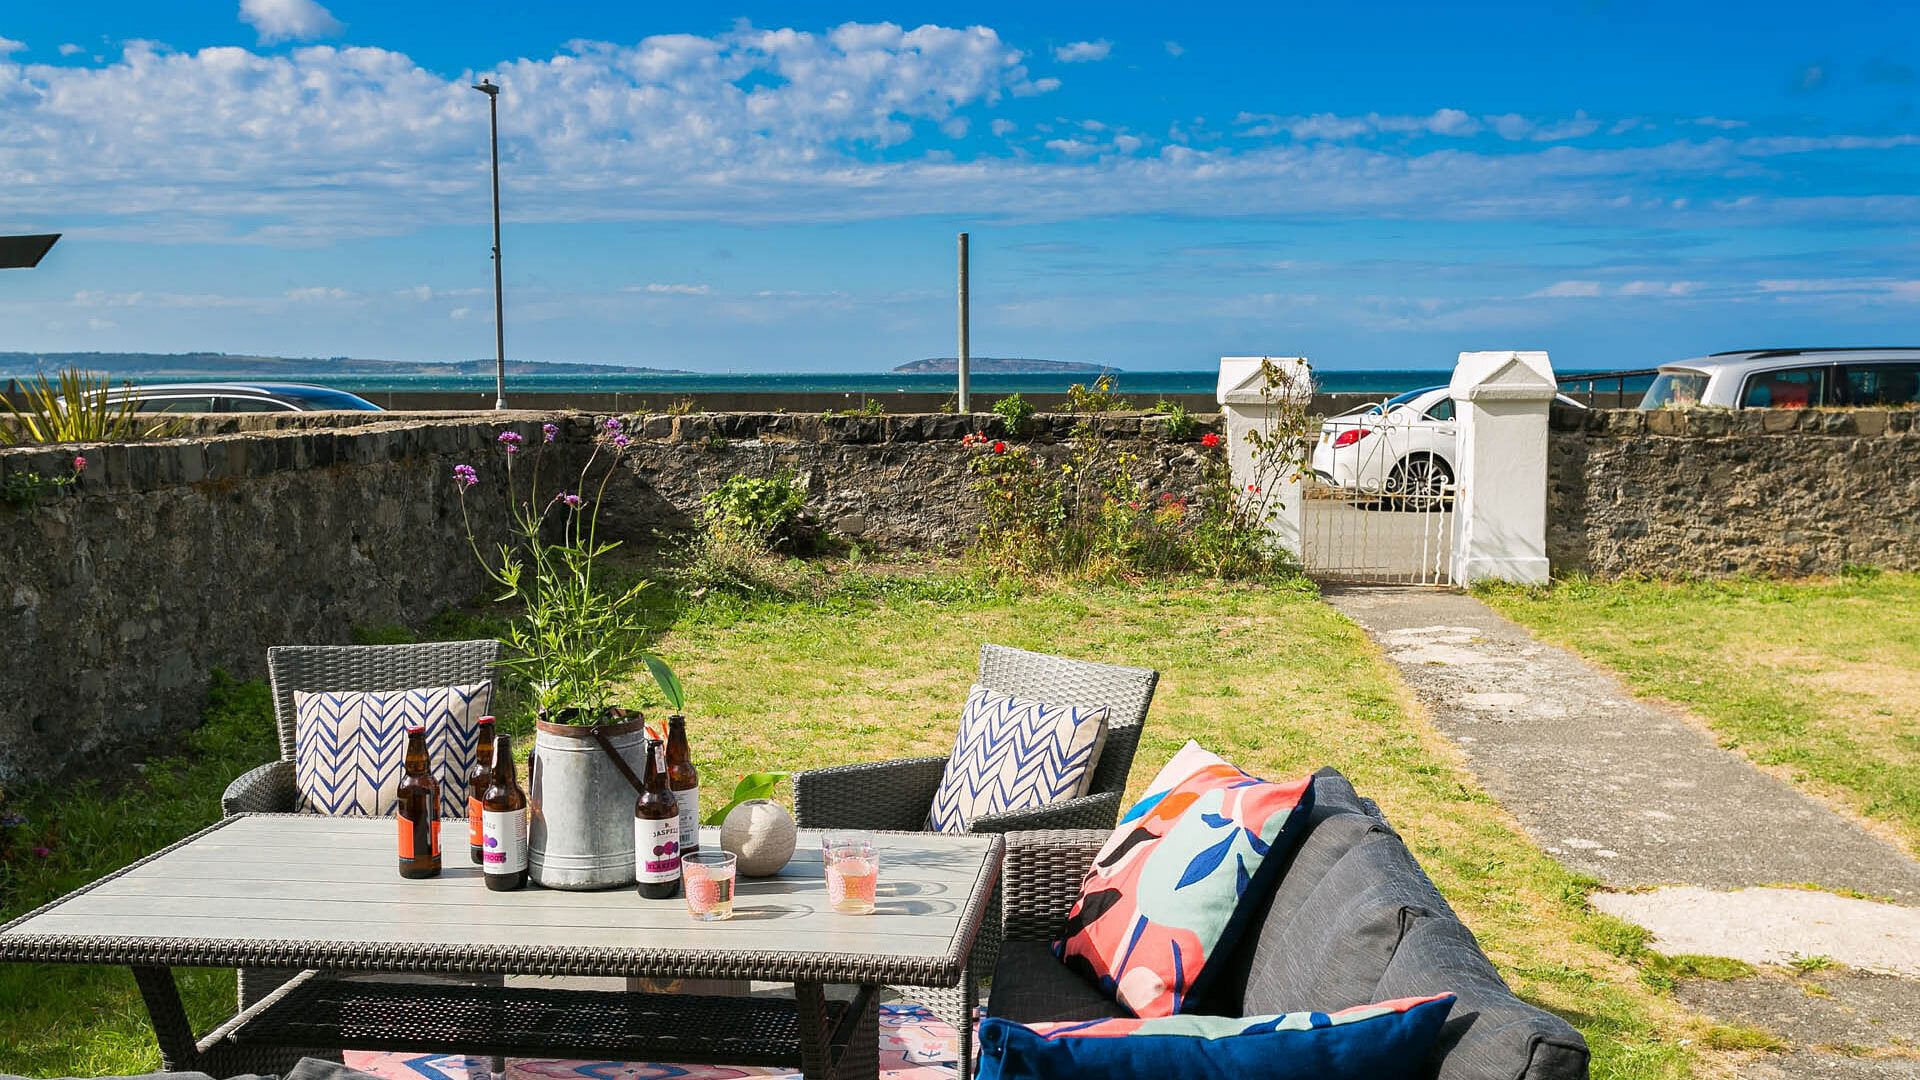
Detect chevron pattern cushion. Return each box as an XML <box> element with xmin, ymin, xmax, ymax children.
<box><xmin>293</xmin><ymin>684</ymin><xmax>492</xmax><ymax>818</ymax></box>
<box><xmin>926</xmin><ymin>685</ymin><xmax>1111</xmax><ymax>834</ymax></box>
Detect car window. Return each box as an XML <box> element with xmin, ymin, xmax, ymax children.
<box><xmin>216</xmin><ymin>396</ymin><xmax>296</xmax><ymax>412</ymax></box>
<box><xmin>1742</xmin><ymin>366</ymin><xmax>1829</xmax><ymax>409</ymax></box>
<box><xmin>1835</xmin><ymin>363</ymin><xmax>1920</xmax><ymax>407</ymax></box>
<box><xmin>1639</xmin><ymin>371</ymin><xmax>1708</xmax><ymax>409</ymax></box>
<box><xmin>134</xmin><ymin>396</ymin><xmax>216</xmax><ymax>413</ymax></box>
<box><xmin>1423</xmin><ymin>398</ymin><xmax>1455</xmax><ymax>422</ymax></box>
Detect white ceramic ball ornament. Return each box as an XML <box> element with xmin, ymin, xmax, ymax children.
<box><xmin>720</xmin><ymin>799</ymin><xmax>798</xmax><ymax>876</ymax></box>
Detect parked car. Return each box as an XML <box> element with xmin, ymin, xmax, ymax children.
<box><xmin>1309</xmin><ymin>385</ymin><xmax>1585</xmax><ymax>509</ymax></box>
<box><xmin>87</xmin><ymin>382</ymin><xmax>386</xmax><ymax>413</ymax></box>
<box><xmin>1638</xmin><ymin>348</ymin><xmax>1920</xmax><ymax>410</ymax></box>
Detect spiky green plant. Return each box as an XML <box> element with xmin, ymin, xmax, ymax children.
<box><xmin>0</xmin><ymin>370</ymin><xmax>172</xmax><ymax>445</ymax></box>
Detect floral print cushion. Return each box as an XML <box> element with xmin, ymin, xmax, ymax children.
<box><xmin>1054</xmin><ymin>750</ymin><xmax>1316</xmax><ymax>1017</ymax></box>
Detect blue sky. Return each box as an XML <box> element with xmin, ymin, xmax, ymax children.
<box><xmin>2</xmin><ymin>1</ymin><xmax>1918</xmax><ymax>373</ymax></box>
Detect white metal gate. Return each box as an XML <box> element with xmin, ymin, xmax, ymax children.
<box><xmin>1298</xmin><ymin>401</ymin><xmax>1457</xmax><ymax>586</ymax></box>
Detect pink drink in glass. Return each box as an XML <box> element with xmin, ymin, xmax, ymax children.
<box><xmin>823</xmin><ymin>833</ymin><xmax>878</xmax><ymax>915</ymax></box>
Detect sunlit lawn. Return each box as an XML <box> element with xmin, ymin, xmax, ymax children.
<box><xmin>1</xmin><ymin>558</ymin><xmax>1721</xmax><ymax>1079</ymax></box>
<box><xmin>1482</xmin><ymin>571</ymin><xmax>1920</xmax><ymax>858</ymax></box>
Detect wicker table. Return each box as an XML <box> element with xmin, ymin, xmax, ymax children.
<box><xmin>0</xmin><ymin>814</ymin><xmax>1003</xmax><ymax>1080</ymax></box>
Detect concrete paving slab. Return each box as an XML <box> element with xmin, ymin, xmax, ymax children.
<box><xmin>1677</xmin><ymin>971</ymin><xmax>1920</xmax><ymax>1051</ymax></box>
<box><xmin>1735</xmin><ymin>1052</ymin><xmax>1920</xmax><ymax>1079</ymax></box>
<box><xmin>1593</xmin><ymin>887</ymin><xmax>1920</xmax><ymax>976</ymax></box>
<box><xmin>1322</xmin><ymin>587</ymin><xmax>1920</xmax><ymax>901</ymax></box>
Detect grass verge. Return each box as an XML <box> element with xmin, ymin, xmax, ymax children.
<box><xmin>1480</xmin><ymin>573</ymin><xmax>1920</xmax><ymax>856</ymax></box>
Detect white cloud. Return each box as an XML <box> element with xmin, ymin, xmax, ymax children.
<box><xmin>1053</xmin><ymin>40</ymin><xmax>1111</xmax><ymax>63</ymax></box>
<box><xmin>1236</xmin><ymin>108</ymin><xmax>1484</xmax><ymax>140</ymax></box>
<box><xmin>1531</xmin><ymin>280</ymin><xmax>1604</xmax><ymax>298</ymax></box>
<box><xmin>1043</xmin><ymin>138</ymin><xmax>1097</xmax><ymax>156</ymax></box>
<box><xmin>238</xmin><ymin>0</ymin><xmax>344</xmax><ymax>44</ymax></box>
<box><xmin>1689</xmin><ymin>116</ymin><xmax>1747</xmax><ymax>130</ymax></box>
<box><xmin>622</xmin><ymin>283</ymin><xmax>712</xmax><ymax>295</ymax></box>
<box><xmin>58</xmin><ymin>43</ymin><xmax>84</xmax><ymax>57</ymax></box>
<box><xmin>0</xmin><ymin>37</ymin><xmax>26</xmax><ymax>56</ymax></box>
<box><xmin>991</xmin><ymin>118</ymin><xmax>1016</xmax><ymax>136</ymax></box>
<box><xmin>1113</xmin><ymin>134</ymin><xmax>1143</xmax><ymax>154</ymax></box>
<box><xmin>1164</xmin><ymin>41</ymin><xmax>1185</xmax><ymax>57</ymax></box>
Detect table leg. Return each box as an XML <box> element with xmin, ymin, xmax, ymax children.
<box><xmin>131</xmin><ymin>965</ymin><xmax>204</xmax><ymax>1072</ymax></box>
<box><xmin>794</xmin><ymin>982</ymin><xmax>831</xmax><ymax>1079</ymax></box>
<box><xmin>831</xmin><ymin>987</ymin><xmax>879</xmax><ymax>1080</ymax></box>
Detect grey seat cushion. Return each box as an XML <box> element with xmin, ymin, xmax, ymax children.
<box><xmin>1376</xmin><ymin>914</ymin><xmax>1591</xmax><ymax>1080</ymax></box>
<box><xmin>986</xmin><ymin>939</ymin><xmax>1128</xmax><ymax>1024</ymax></box>
<box><xmin>1239</xmin><ymin>827</ymin><xmax>1447</xmax><ymax>1015</ymax></box>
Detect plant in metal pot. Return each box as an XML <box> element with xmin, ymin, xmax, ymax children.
<box><xmin>451</xmin><ymin>416</ymin><xmax>683</xmax><ymax>889</ymax></box>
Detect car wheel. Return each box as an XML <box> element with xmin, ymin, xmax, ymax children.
<box><xmin>1385</xmin><ymin>454</ymin><xmax>1454</xmax><ymax>512</ymax></box>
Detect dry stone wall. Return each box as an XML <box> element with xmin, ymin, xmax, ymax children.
<box><xmin>1547</xmin><ymin>407</ymin><xmax>1920</xmax><ymax>577</ymax></box>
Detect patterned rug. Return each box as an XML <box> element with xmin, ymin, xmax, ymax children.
<box><xmin>342</xmin><ymin>1004</ymin><xmax>960</xmax><ymax>1080</ymax></box>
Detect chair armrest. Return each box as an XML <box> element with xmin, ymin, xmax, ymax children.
<box><xmin>969</xmin><ymin>790</ymin><xmax>1122</xmax><ymax>835</ymax></box>
<box><xmin>1001</xmin><ymin>829</ymin><xmax>1109</xmax><ymax>943</ymax></box>
<box><xmin>223</xmin><ymin>760</ymin><xmax>297</xmax><ymax>816</ymax></box>
<box><xmin>792</xmin><ymin>756</ymin><xmax>947</xmax><ymax>831</ymax></box>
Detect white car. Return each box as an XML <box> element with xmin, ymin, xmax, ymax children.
<box><xmin>1310</xmin><ymin>385</ymin><xmax>1459</xmax><ymax>507</ymax></box>
<box><xmin>1310</xmin><ymin>384</ymin><xmax>1586</xmax><ymax>508</ymax></box>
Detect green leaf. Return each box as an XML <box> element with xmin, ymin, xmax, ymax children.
<box><xmin>642</xmin><ymin>654</ymin><xmax>685</xmax><ymax>711</ymax></box>
<box><xmin>703</xmin><ymin>771</ymin><xmax>788</xmax><ymax>826</ymax></box>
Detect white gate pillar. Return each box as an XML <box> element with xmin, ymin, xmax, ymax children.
<box><xmin>1218</xmin><ymin>356</ymin><xmax>1313</xmax><ymax>559</ymax></box>
<box><xmin>1449</xmin><ymin>350</ymin><xmax>1555</xmax><ymax>585</ymax></box>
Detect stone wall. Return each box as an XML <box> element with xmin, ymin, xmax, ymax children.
<box><xmin>1548</xmin><ymin>407</ymin><xmax>1920</xmax><ymax>577</ymax></box>
<box><xmin>0</xmin><ymin>410</ymin><xmax>1213</xmax><ymax>783</ymax></box>
<box><xmin>606</xmin><ymin>411</ymin><xmax>1217</xmax><ymax>550</ymax></box>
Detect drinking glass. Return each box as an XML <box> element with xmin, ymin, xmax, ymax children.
<box><xmin>822</xmin><ymin>832</ymin><xmax>878</xmax><ymax>915</ymax></box>
<box><xmin>683</xmin><ymin>850</ymin><xmax>736</xmax><ymax>922</ymax></box>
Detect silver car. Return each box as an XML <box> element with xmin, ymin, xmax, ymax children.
<box><xmin>1639</xmin><ymin>348</ymin><xmax>1920</xmax><ymax>410</ymax></box>
<box><xmin>94</xmin><ymin>382</ymin><xmax>385</xmax><ymax>413</ymax></box>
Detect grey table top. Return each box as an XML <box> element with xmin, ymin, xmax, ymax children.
<box><xmin>0</xmin><ymin>814</ymin><xmax>1003</xmax><ymax>987</ymax></box>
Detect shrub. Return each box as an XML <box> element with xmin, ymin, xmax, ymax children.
<box><xmin>825</xmin><ymin>398</ymin><xmax>885</xmax><ymax>418</ymax></box>
<box><xmin>702</xmin><ymin>472</ymin><xmax>806</xmax><ymax>551</ymax></box>
<box><xmin>1155</xmin><ymin>400</ymin><xmax>1198</xmax><ymax>441</ymax></box>
<box><xmin>1063</xmin><ymin>373</ymin><xmax>1132</xmax><ymax>413</ymax></box>
<box><xmin>992</xmin><ymin>393</ymin><xmax>1036</xmax><ymax>434</ymax></box>
<box><xmin>0</xmin><ymin>370</ymin><xmax>174</xmax><ymax>445</ymax></box>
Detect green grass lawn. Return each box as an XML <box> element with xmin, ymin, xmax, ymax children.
<box><xmin>1</xmin><ymin>560</ymin><xmax>1719</xmax><ymax>1078</ymax></box>
<box><xmin>1482</xmin><ymin>572</ymin><xmax>1920</xmax><ymax>859</ymax></box>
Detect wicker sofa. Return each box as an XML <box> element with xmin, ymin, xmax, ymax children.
<box><xmin>984</xmin><ymin>768</ymin><xmax>1591</xmax><ymax>1080</ymax></box>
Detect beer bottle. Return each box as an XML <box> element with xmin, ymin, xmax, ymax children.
<box><xmin>666</xmin><ymin>715</ymin><xmax>700</xmax><ymax>858</ymax></box>
<box><xmin>634</xmin><ymin>737</ymin><xmax>681</xmax><ymax>899</ymax></box>
<box><xmin>466</xmin><ymin>716</ymin><xmax>496</xmax><ymax>864</ymax></box>
<box><xmin>396</xmin><ymin>724</ymin><xmax>442</xmax><ymax>879</ymax></box>
<box><xmin>481</xmin><ymin>732</ymin><xmax>529</xmax><ymax>891</ymax></box>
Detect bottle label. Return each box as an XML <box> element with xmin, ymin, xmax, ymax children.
<box><xmin>635</xmin><ymin>815</ymin><xmax>681</xmax><ymax>885</ymax></box>
<box><xmin>482</xmin><ymin>808</ymin><xmax>529</xmax><ymax>873</ymax></box>
<box><xmin>397</xmin><ymin>813</ymin><xmax>441</xmax><ymax>860</ymax></box>
<box><xmin>467</xmin><ymin>797</ymin><xmax>484</xmax><ymax>848</ymax></box>
<box><xmin>676</xmin><ymin>784</ymin><xmax>701</xmax><ymax>853</ymax></box>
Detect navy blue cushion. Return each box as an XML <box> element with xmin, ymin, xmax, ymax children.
<box><xmin>976</xmin><ymin>993</ymin><xmax>1455</xmax><ymax>1080</ymax></box>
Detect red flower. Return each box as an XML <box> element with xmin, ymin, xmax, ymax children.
<box><xmin>1200</xmin><ymin>432</ymin><xmax>1221</xmax><ymax>448</ymax></box>
<box><xmin>1247</xmin><ymin>483</ymin><xmax>1261</xmax><ymax>493</ymax></box>
<box><xmin>992</xmin><ymin>440</ymin><xmax>1007</xmax><ymax>454</ymax></box>
<box><xmin>962</xmin><ymin>434</ymin><xmax>977</xmax><ymax>447</ymax></box>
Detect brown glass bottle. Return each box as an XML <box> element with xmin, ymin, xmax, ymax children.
<box><xmin>396</xmin><ymin>725</ymin><xmax>442</xmax><ymax>879</ymax></box>
<box><xmin>634</xmin><ymin>737</ymin><xmax>681</xmax><ymax>899</ymax></box>
<box><xmin>665</xmin><ymin>715</ymin><xmax>700</xmax><ymax>858</ymax></box>
<box><xmin>480</xmin><ymin>732</ymin><xmax>529</xmax><ymax>891</ymax></box>
<box><xmin>466</xmin><ymin>716</ymin><xmax>496</xmax><ymax>863</ymax></box>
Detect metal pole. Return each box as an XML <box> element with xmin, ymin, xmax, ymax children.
<box><xmin>957</xmin><ymin>232</ymin><xmax>970</xmax><ymax>413</ymax></box>
<box><xmin>473</xmin><ymin>78</ymin><xmax>507</xmax><ymax>410</ymax></box>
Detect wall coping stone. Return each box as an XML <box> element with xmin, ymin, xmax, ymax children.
<box><xmin>1553</xmin><ymin>406</ymin><xmax>1917</xmax><ymax>438</ymax></box>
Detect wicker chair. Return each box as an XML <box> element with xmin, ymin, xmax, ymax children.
<box><xmin>219</xmin><ymin>640</ymin><xmax>504</xmax><ymax>1044</ymax></box>
<box><xmin>791</xmin><ymin>643</ymin><xmax>1159</xmax><ymax>1079</ymax></box>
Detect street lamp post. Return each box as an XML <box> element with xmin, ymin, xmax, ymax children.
<box><xmin>472</xmin><ymin>77</ymin><xmax>507</xmax><ymax>410</ymax></box>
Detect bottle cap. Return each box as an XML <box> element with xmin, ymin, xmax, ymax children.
<box><xmin>479</xmin><ymin>715</ymin><xmax>496</xmax><ymax>725</ymax></box>
<box><xmin>406</xmin><ymin>724</ymin><xmax>426</xmax><ymax>734</ymax></box>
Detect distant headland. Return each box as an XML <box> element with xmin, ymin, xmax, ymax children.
<box><xmin>893</xmin><ymin>357</ymin><xmax>1115</xmax><ymax>375</ymax></box>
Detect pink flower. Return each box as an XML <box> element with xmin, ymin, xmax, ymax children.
<box><xmin>603</xmin><ymin>417</ymin><xmax>623</xmax><ymax>434</ymax></box>
<box><xmin>72</xmin><ymin>455</ymin><xmax>87</xmax><ymax>472</ymax></box>
<box><xmin>1200</xmin><ymin>432</ymin><xmax>1221</xmax><ymax>448</ymax></box>
<box><xmin>32</xmin><ymin>845</ymin><xmax>52</xmax><ymax>859</ymax></box>
<box><xmin>613</xmin><ymin>433</ymin><xmax>631</xmax><ymax>450</ymax></box>
<box><xmin>497</xmin><ymin>431</ymin><xmax>523</xmax><ymax>455</ymax></box>
<box><xmin>559</xmin><ymin>493</ymin><xmax>583</xmax><ymax>508</ymax></box>
<box><xmin>453</xmin><ymin>464</ymin><xmax>479</xmax><ymax>489</ymax></box>
<box><xmin>542</xmin><ymin>423</ymin><xmax>558</xmax><ymax>444</ymax></box>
